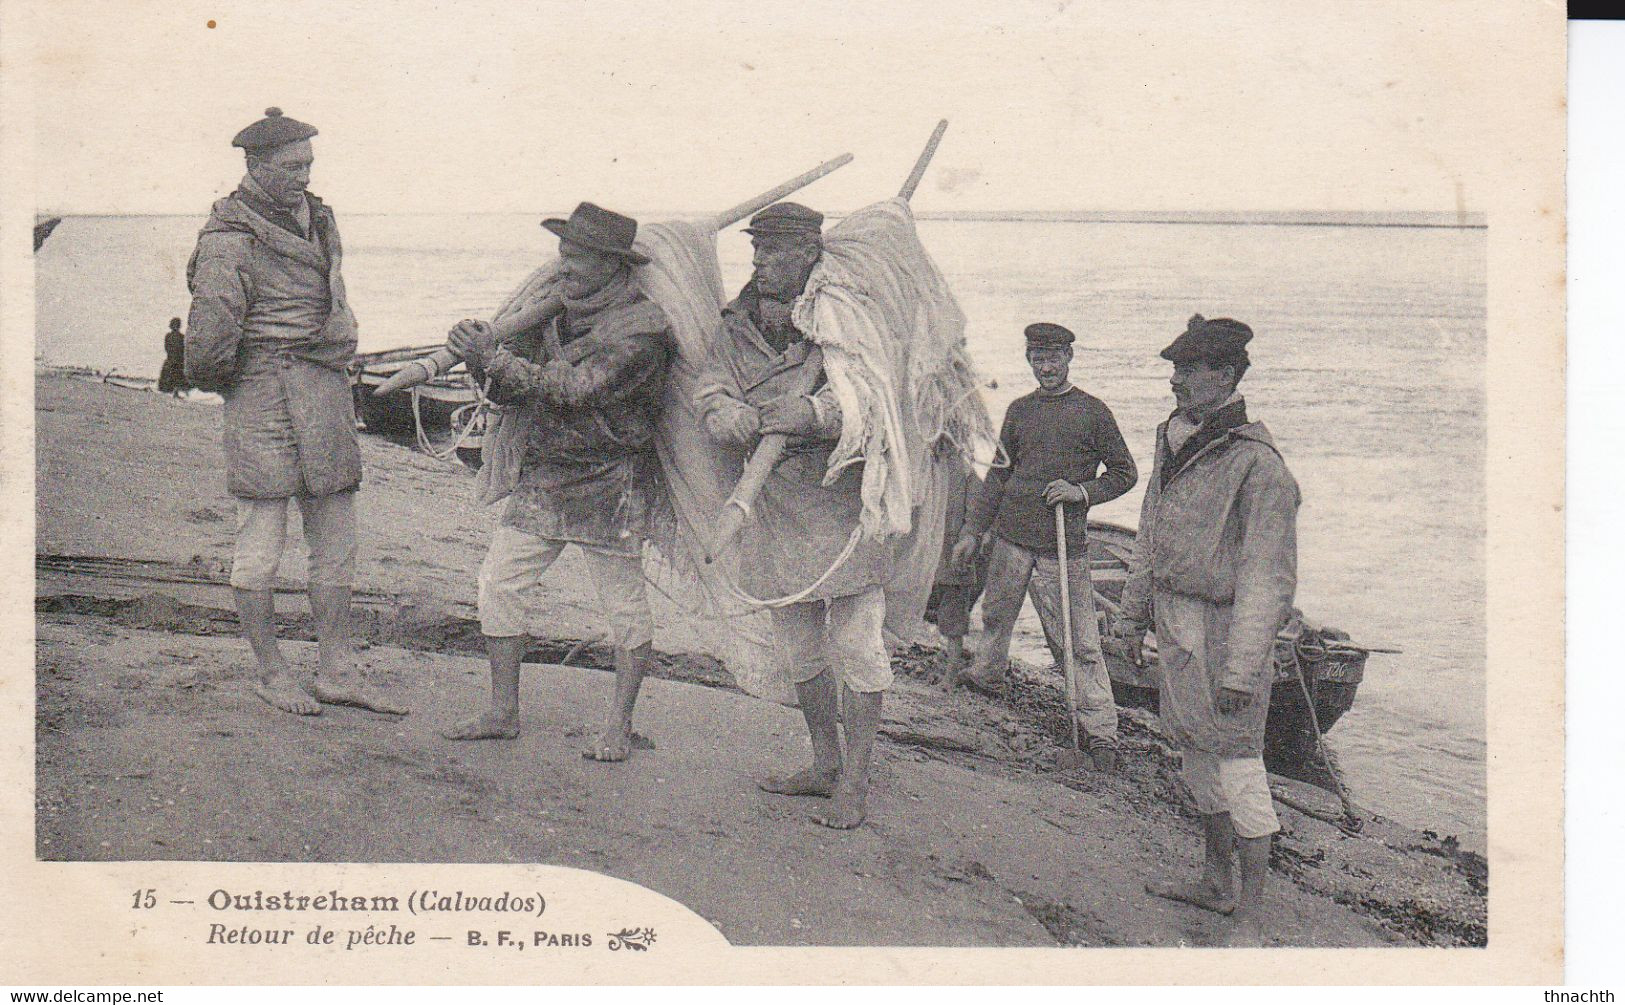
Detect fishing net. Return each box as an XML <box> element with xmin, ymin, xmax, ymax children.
<box><xmin>475</xmin><ymin>202</ymin><xmax>994</xmax><ymax>700</ymax></box>
<box><xmin>792</xmin><ymin>197</ymin><xmax>997</xmax><ymax>639</ymax></box>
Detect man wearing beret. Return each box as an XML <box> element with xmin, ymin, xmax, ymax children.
<box><xmin>185</xmin><ymin>107</ymin><xmax>404</xmax><ymax>717</ymax></box>
<box><xmin>1114</xmin><ymin>314</ymin><xmax>1300</xmax><ymax>947</ymax></box>
<box><xmin>443</xmin><ymin>203</ymin><xmax>674</xmax><ymax>763</ymax></box>
<box><xmin>949</xmin><ymin>322</ymin><xmax>1137</xmax><ymax>770</ymax></box>
<box><xmin>696</xmin><ymin>201</ymin><xmax>894</xmax><ymax>830</ymax></box>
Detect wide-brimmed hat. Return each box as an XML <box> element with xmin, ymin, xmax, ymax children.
<box><xmin>541</xmin><ymin>202</ymin><xmax>650</xmax><ymax>265</ymax></box>
<box><xmin>232</xmin><ymin>107</ymin><xmax>318</xmax><ymax>153</ymax></box>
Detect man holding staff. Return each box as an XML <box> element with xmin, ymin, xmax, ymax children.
<box><xmin>185</xmin><ymin>107</ymin><xmax>404</xmax><ymax>717</ymax></box>
<box><xmin>1113</xmin><ymin>314</ymin><xmax>1299</xmax><ymax>947</ymax></box>
<box><xmin>442</xmin><ymin>203</ymin><xmax>674</xmax><ymax>763</ymax></box>
<box><xmin>696</xmin><ymin>202</ymin><xmax>894</xmax><ymax>830</ymax></box>
<box><xmin>950</xmin><ymin>322</ymin><xmax>1135</xmax><ymax>770</ymax></box>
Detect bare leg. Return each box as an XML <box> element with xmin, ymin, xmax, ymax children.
<box><xmin>813</xmin><ymin>685</ymin><xmax>881</xmax><ymax>829</ymax></box>
<box><xmin>442</xmin><ymin>635</ymin><xmax>523</xmax><ymax>739</ymax></box>
<box><xmin>760</xmin><ymin>668</ymin><xmax>841</xmax><ymax>797</ymax></box>
<box><xmin>582</xmin><ymin>643</ymin><xmax>649</xmax><ymax>762</ymax></box>
<box><xmin>1146</xmin><ymin>812</ymin><xmax>1238</xmax><ymax>914</ymax></box>
<box><xmin>1224</xmin><ymin>834</ymin><xmax>1271</xmax><ymax>946</ymax></box>
<box><xmin>306</xmin><ymin>584</ymin><xmax>407</xmax><ymax>714</ymax></box>
<box><xmin>236</xmin><ymin>587</ymin><xmax>320</xmax><ymax>715</ymax></box>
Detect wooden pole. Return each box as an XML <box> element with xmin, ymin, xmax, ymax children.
<box><xmin>898</xmin><ymin>119</ymin><xmax>949</xmax><ymax>200</ymax></box>
<box><xmin>374</xmin><ymin>155</ymin><xmax>855</xmax><ymax>398</ymax></box>
<box><xmin>713</xmin><ymin>153</ymin><xmax>854</xmax><ymax>231</ymax></box>
<box><xmin>1054</xmin><ymin>504</ymin><xmax>1085</xmax><ymax>768</ymax></box>
<box><xmin>704</xmin><ymin>121</ymin><xmax>949</xmax><ymax>564</ymax></box>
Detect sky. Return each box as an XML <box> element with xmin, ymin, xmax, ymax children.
<box><xmin>20</xmin><ymin>0</ymin><xmax>1531</xmax><ymax>216</ymax></box>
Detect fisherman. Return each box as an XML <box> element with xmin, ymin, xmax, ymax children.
<box><xmin>158</xmin><ymin>317</ymin><xmax>190</xmax><ymax>397</ymax></box>
<box><xmin>185</xmin><ymin>107</ymin><xmax>404</xmax><ymax>717</ymax></box>
<box><xmin>696</xmin><ymin>202</ymin><xmax>893</xmax><ymax>830</ymax></box>
<box><xmin>1113</xmin><ymin>314</ymin><xmax>1300</xmax><ymax>947</ymax></box>
<box><xmin>949</xmin><ymin>322</ymin><xmax>1136</xmax><ymax>771</ymax></box>
<box><xmin>441</xmin><ymin>202</ymin><xmax>674</xmax><ymax>763</ymax></box>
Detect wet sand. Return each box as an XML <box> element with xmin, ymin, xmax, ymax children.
<box><xmin>33</xmin><ymin>371</ymin><xmax>1486</xmax><ymax>947</ymax></box>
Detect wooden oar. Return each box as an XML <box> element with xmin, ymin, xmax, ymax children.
<box><xmin>375</xmin><ymin>154</ymin><xmax>855</xmax><ymax>398</ymax></box>
<box><xmin>703</xmin><ymin>120</ymin><xmax>949</xmax><ymax>564</ymax></box>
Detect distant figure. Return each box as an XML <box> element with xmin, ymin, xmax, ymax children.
<box><xmin>949</xmin><ymin>322</ymin><xmax>1137</xmax><ymax>773</ymax></box>
<box><xmin>1115</xmin><ymin>314</ymin><xmax>1300</xmax><ymax>948</ymax></box>
<box><xmin>185</xmin><ymin>106</ymin><xmax>404</xmax><ymax>718</ymax></box>
<box><xmin>157</xmin><ymin>318</ymin><xmax>189</xmax><ymax>397</ymax></box>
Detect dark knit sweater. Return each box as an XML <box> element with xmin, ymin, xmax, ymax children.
<box><xmin>966</xmin><ymin>385</ymin><xmax>1138</xmax><ymax>555</ymax></box>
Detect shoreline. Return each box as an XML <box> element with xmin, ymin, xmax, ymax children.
<box><xmin>31</xmin><ymin>369</ymin><xmax>1487</xmax><ymax>947</ymax></box>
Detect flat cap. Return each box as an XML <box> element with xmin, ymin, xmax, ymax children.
<box><xmin>1160</xmin><ymin>314</ymin><xmax>1252</xmax><ymax>365</ymax></box>
<box><xmin>744</xmin><ymin>202</ymin><xmax>824</xmax><ymax>238</ymax></box>
<box><xmin>1024</xmin><ymin>322</ymin><xmax>1076</xmax><ymax>348</ymax></box>
<box><xmin>232</xmin><ymin>107</ymin><xmax>318</xmax><ymax>153</ymax></box>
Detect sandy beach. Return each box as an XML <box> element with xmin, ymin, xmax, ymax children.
<box><xmin>34</xmin><ymin>371</ymin><xmax>1487</xmax><ymax>947</ymax></box>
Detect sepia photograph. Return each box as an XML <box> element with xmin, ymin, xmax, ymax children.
<box><xmin>2</xmin><ymin>0</ymin><xmax>1565</xmax><ymax>985</ymax></box>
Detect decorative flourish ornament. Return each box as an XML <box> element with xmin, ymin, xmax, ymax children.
<box><xmin>605</xmin><ymin>927</ymin><xmax>656</xmax><ymax>951</ymax></box>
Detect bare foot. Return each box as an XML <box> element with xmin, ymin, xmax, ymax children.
<box><xmin>581</xmin><ymin>723</ymin><xmax>637</xmax><ymax>762</ymax></box>
<box><xmin>758</xmin><ymin>768</ymin><xmax>839</xmax><ymax>797</ymax></box>
<box><xmin>1145</xmin><ymin>877</ymin><xmax>1236</xmax><ymax>915</ymax></box>
<box><xmin>309</xmin><ymin>679</ymin><xmax>409</xmax><ymax>715</ymax></box>
<box><xmin>810</xmin><ymin>786</ymin><xmax>868</xmax><ymax>829</ymax></box>
<box><xmin>441</xmin><ymin>710</ymin><xmax>519</xmax><ymax>740</ymax></box>
<box><xmin>254</xmin><ymin>674</ymin><xmax>321</xmax><ymax>716</ymax></box>
<box><xmin>1223</xmin><ymin>911</ymin><xmax>1266</xmax><ymax>947</ymax></box>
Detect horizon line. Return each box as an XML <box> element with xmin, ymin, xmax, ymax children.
<box><xmin>36</xmin><ymin>208</ymin><xmax>1489</xmax><ymax>230</ymax></box>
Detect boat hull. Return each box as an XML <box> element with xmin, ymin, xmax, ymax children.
<box><xmin>350</xmin><ymin>347</ymin><xmax>482</xmax><ymax>461</ymax></box>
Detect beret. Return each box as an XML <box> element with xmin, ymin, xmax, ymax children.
<box><xmin>1160</xmin><ymin>314</ymin><xmax>1252</xmax><ymax>365</ymax></box>
<box><xmin>744</xmin><ymin>202</ymin><xmax>824</xmax><ymax>237</ymax></box>
<box><xmin>232</xmin><ymin>107</ymin><xmax>318</xmax><ymax>153</ymax></box>
<box><xmin>1024</xmin><ymin>322</ymin><xmax>1076</xmax><ymax>348</ymax></box>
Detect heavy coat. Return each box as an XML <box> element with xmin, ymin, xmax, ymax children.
<box><xmin>1118</xmin><ymin>399</ymin><xmax>1300</xmax><ymax>756</ymax></box>
<box><xmin>695</xmin><ymin>287</ymin><xmax>892</xmax><ymax>601</ymax></box>
<box><xmin>184</xmin><ymin>187</ymin><xmax>361</xmax><ymax>500</ymax></box>
<box><xmin>477</xmin><ymin>276</ymin><xmax>673</xmax><ymax>549</ymax></box>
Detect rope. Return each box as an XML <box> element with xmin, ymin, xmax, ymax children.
<box><xmin>1286</xmin><ymin>641</ymin><xmax>1364</xmax><ymax>831</ymax></box>
<box><xmin>722</xmin><ymin>525</ymin><xmax>865</xmax><ymax>610</ymax></box>
<box><xmin>409</xmin><ymin>377</ymin><xmax>488</xmax><ymax>463</ymax></box>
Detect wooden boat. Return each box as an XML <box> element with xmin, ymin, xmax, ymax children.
<box><xmin>350</xmin><ymin>346</ymin><xmax>483</xmax><ymax>466</ymax></box>
<box><xmin>1078</xmin><ymin>520</ymin><xmax>1378</xmax><ymax>794</ymax></box>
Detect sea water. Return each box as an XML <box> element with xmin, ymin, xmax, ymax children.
<box><xmin>34</xmin><ymin>213</ymin><xmax>1487</xmax><ymax>847</ymax></box>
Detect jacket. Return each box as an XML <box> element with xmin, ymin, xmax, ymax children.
<box><xmin>480</xmin><ymin>278</ymin><xmax>673</xmax><ymax>546</ymax></box>
<box><xmin>1118</xmin><ymin>399</ymin><xmax>1300</xmax><ymax>697</ymax></box>
<box><xmin>695</xmin><ymin>289</ymin><xmax>892</xmax><ymax>600</ymax></box>
<box><xmin>184</xmin><ymin>186</ymin><xmax>361</xmax><ymax>499</ymax></box>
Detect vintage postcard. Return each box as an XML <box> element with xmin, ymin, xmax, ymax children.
<box><xmin>1</xmin><ymin>0</ymin><xmax>1564</xmax><ymax>985</ymax></box>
